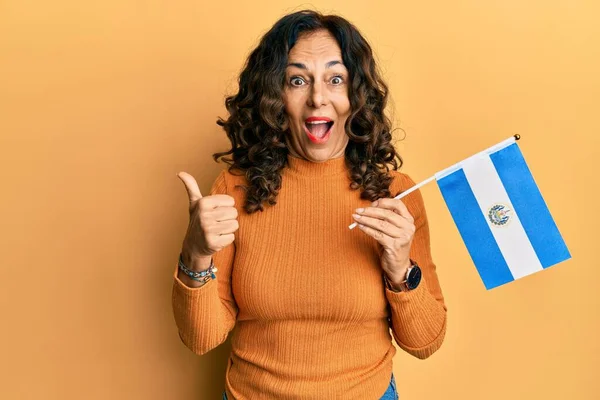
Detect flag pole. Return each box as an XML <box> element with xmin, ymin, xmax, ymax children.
<box><xmin>348</xmin><ymin>134</ymin><xmax>522</xmax><ymax>230</ymax></box>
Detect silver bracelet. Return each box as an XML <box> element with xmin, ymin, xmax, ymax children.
<box><xmin>178</xmin><ymin>253</ymin><xmax>218</xmax><ymax>283</ymax></box>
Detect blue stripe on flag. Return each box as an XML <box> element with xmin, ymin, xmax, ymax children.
<box><xmin>437</xmin><ymin>169</ymin><xmax>514</xmax><ymax>289</ymax></box>
<box><xmin>490</xmin><ymin>143</ymin><xmax>571</xmax><ymax>268</ymax></box>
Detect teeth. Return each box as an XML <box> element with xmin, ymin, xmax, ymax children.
<box><xmin>306</xmin><ymin>120</ymin><xmax>330</xmax><ymax>125</ymax></box>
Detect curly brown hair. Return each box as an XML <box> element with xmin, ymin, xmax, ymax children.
<box><xmin>214</xmin><ymin>9</ymin><xmax>403</xmax><ymax>214</ymax></box>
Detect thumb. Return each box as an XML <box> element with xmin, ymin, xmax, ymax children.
<box><xmin>176</xmin><ymin>171</ymin><xmax>203</xmax><ymax>203</ymax></box>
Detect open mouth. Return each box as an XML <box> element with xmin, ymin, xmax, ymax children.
<box><xmin>304</xmin><ymin>119</ymin><xmax>334</xmax><ymax>144</ymax></box>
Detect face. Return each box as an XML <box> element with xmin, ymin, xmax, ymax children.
<box><xmin>282</xmin><ymin>30</ymin><xmax>351</xmax><ymax>162</ymax></box>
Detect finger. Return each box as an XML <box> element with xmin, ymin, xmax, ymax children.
<box><xmin>352</xmin><ymin>214</ymin><xmax>403</xmax><ymax>238</ymax></box>
<box><xmin>212</xmin><ymin>233</ymin><xmax>235</xmax><ymax>249</ymax></box>
<box><xmin>355</xmin><ymin>206</ymin><xmax>404</xmax><ymax>229</ymax></box>
<box><xmin>372</xmin><ymin>198</ymin><xmax>414</xmax><ymax>223</ymax></box>
<box><xmin>356</xmin><ymin>223</ymin><xmax>393</xmax><ymax>246</ymax></box>
<box><xmin>204</xmin><ymin>206</ymin><xmax>238</xmax><ymax>222</ymax></box>
<box><xmin>177</xmin><ymin>171</ymin><xmax>203</xmax><ymax>203</ymax></box>
<box><xmin>210</xmin><ymin>219</ymin><xmax>239</xmax><ymax>235</ymax></box>
<box><xmin>200</xmin><ymin>194</ymin><xmax>235</xmax><ymax>210</ymax></box>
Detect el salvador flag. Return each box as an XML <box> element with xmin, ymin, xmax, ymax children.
<box><xmin>435</xmin><ymin>137</ymin><xmax>571</xmax><ymax>289</ymax></box>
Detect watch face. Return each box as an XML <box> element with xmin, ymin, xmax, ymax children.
<box><xmin>406</xmin><ymin>265</ymin><xmax>422</xmax><ymax>290</ymax></box>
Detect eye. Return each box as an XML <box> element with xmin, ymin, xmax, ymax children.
<box><xmin>290</xmin><ymin>76</ymin><xmax>306</xmax><ymax>86</ymax></box>
<box><xmin>330</xmin><ymin>75</ymin><xmax>344</xmax><ymax>85</ymax></box>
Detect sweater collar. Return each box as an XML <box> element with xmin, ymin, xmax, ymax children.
<box><xmin>285</xmin><ymin>153</ymin><xmax>349</xmax><ymax>178</ymax></box>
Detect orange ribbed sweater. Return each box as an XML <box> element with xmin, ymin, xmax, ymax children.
<box><xmin>172</xmin><ymin>154</ymin><xmax>447</xmax><ymax>399</ymax></box>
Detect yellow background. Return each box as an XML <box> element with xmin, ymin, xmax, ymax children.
<box><xmin>1</xmin><ymin>1</ymin><xmax>598</xmax><ymax>399</ymax></box>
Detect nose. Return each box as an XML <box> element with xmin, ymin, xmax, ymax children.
<box><xmin>307</xmin><ymin>81</ymin><xmax>328</xmax><ymax>108</ymax></box>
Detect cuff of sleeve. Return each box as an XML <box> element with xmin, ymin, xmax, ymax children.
<box><xmin>172</xmin><ymin>263</ymin><xmax>223</xmax><ymax>355</ymax></box>
<box><xmin>384</xmin><ymin>276</ymin><xmax>447</xmax><ymax>349</ymax></box>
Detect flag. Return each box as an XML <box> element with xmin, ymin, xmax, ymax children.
<box><xmin>434</xmin><ymin>137</ymin><xmax>571</xmax><ymax>289</ymax></box>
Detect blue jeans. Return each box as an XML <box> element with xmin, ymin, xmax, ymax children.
<box><xmin>222</xmin><ymin>373</ymin><xmax>398</xmax><ymax>399</ymax></box>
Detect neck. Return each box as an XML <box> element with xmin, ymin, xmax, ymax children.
<box><xmin>285</xmin><ymin>153</ymin><xmax>349</xmax><ymax>178</ymax></box>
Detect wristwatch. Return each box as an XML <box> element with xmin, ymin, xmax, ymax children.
<box><xmin>384</xmin><ymin>260</ymin><xmax>422</xmax><ymax>292</ymax></box>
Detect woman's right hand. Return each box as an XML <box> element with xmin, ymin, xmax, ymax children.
<box><xmin>176</xmin><ymin>171</ymin><xmax>239</xmax><ymax>270</ymax></box>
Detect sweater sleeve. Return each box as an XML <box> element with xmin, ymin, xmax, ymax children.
<box><xmin>385</xmin><ymin>173</ymin><xmax>447</xmax><ymax>359</ymax></box>
<box><xmin>171</xmin><ymin>170</ymin><xmax>238</xmax><ymax>355</ymax></box>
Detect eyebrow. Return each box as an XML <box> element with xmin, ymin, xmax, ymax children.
<box><xmin>286</xmin><ymin>60</ymin><xmax>344</xmax><ymax>69</ymax></box>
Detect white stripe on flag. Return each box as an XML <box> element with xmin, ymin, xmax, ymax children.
<box><xmin>462</xmin><ymin>154</ymin><xmax>543</xmax><ymax>280</ymax></box>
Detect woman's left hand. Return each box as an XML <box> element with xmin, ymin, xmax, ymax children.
<box><xmin>353</xmin><ymin>198</ymin><xmax>415</xmax><ymax>285</ymax></box>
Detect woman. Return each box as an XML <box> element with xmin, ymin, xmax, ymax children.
<box><xmin>173</xmin><ymin>9</ymin><xmax>447</xmax><ymax>400</ymax></box>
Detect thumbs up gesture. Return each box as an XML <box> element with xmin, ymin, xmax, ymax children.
<box><xmin>177</xmin><ymin>172</ymin><xmax>239</xmax><ymax>268</ymax></box>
